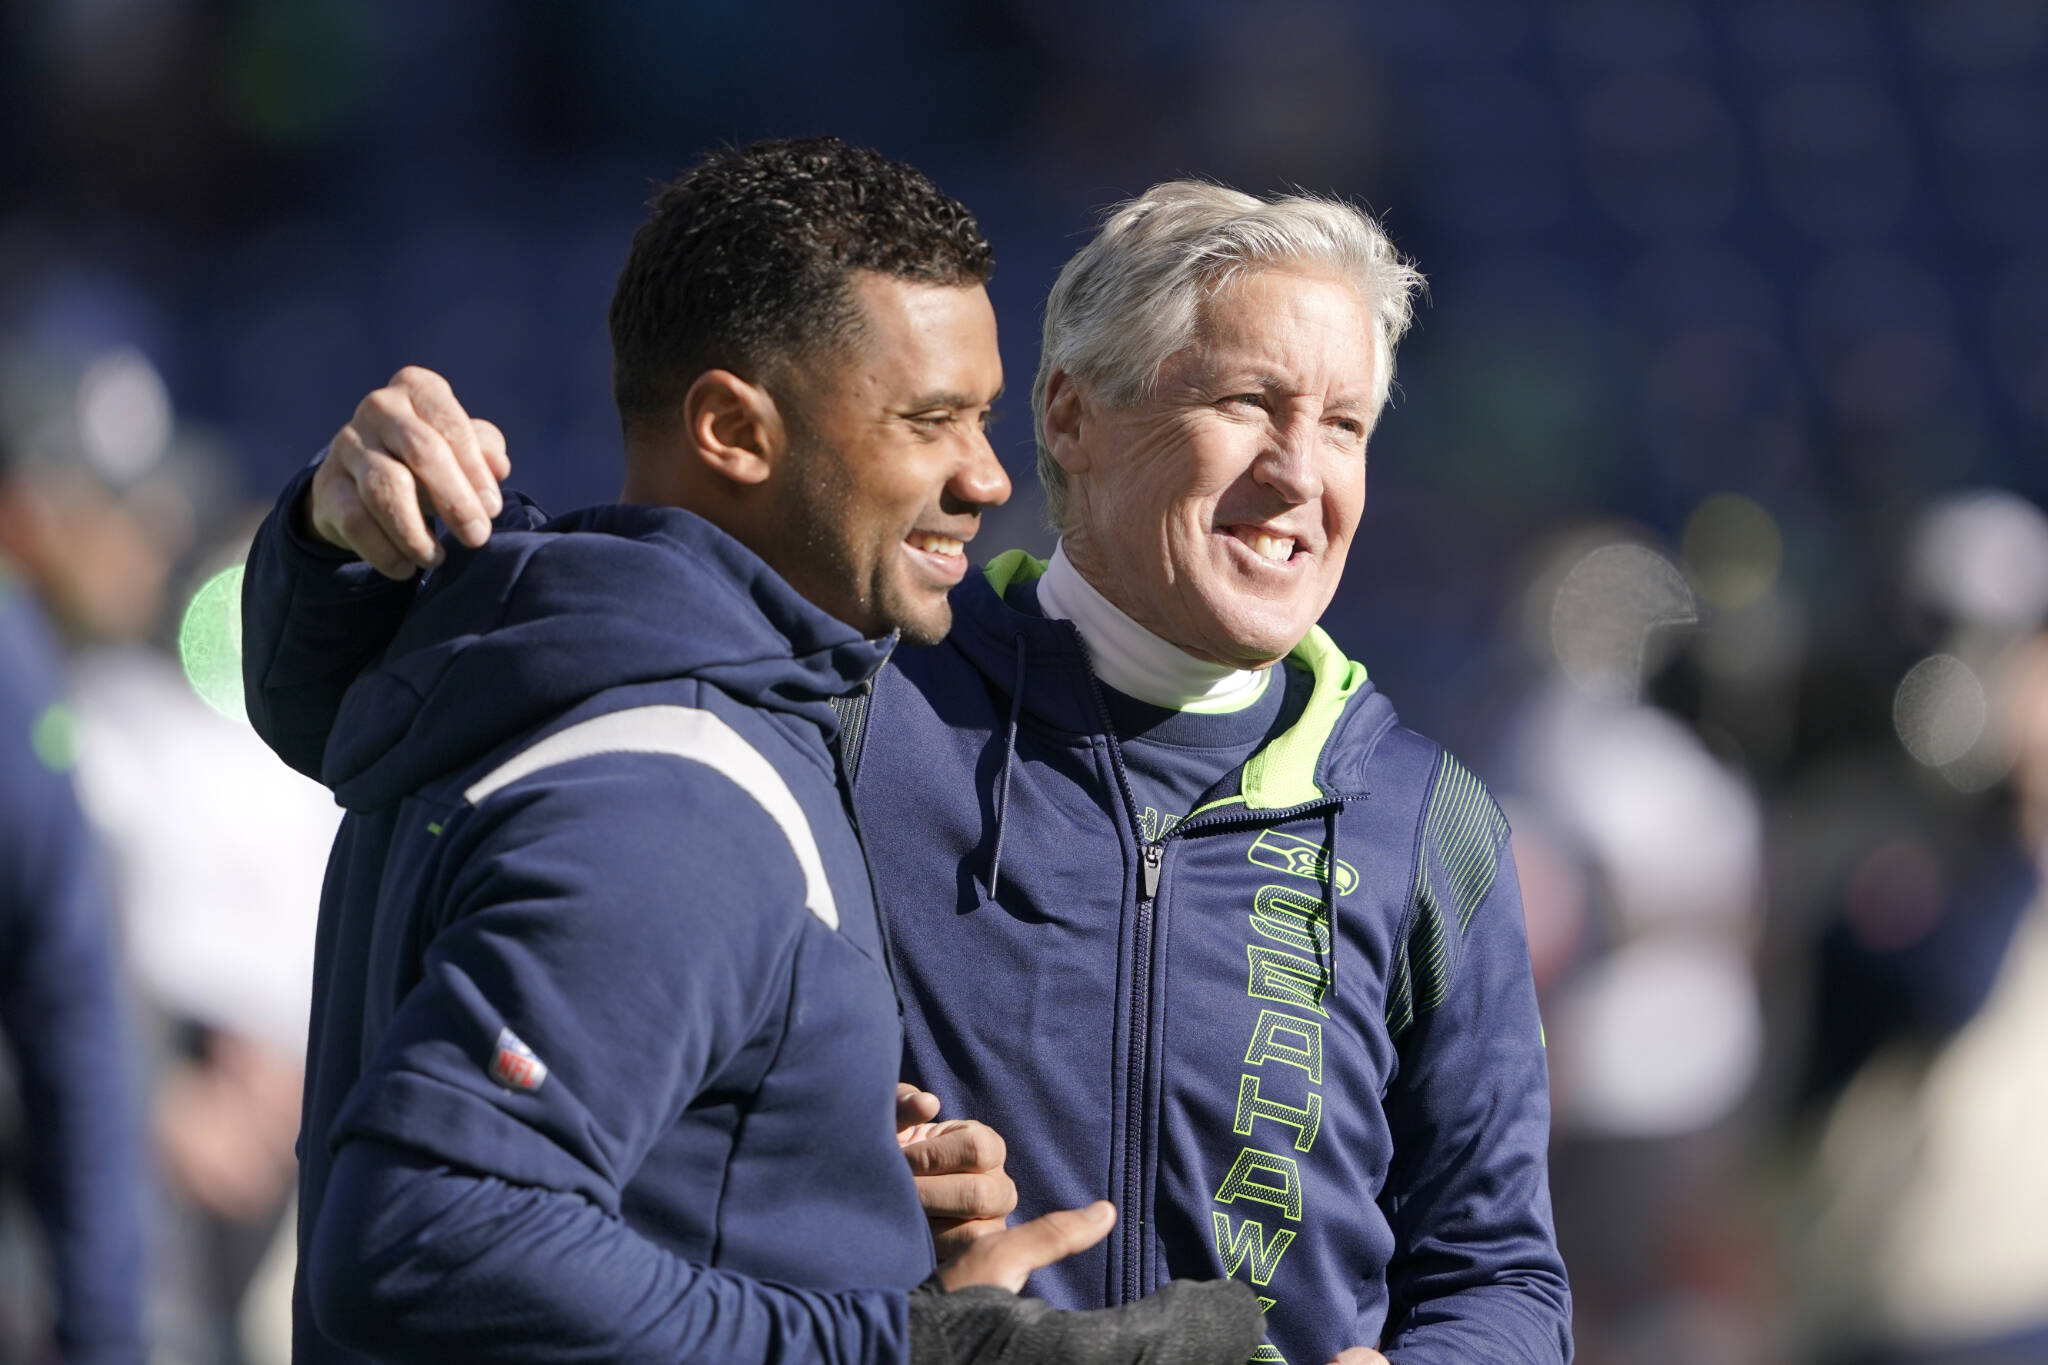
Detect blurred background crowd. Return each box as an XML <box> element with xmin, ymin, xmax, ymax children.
<box><xmin>1</xmin><ymin>1</ymin><xmax>2045</xmax><ymax>1362</ymax></box>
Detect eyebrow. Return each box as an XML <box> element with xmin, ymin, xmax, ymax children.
<box><xmin>1241</xmin><ymin>373</ymin><xmax>1368</xmax><ymax>413</ymax></box>
<box><xmin>907</xmin><ymin>385</ymin><xmax>1004</xmax><ymax>410</ymax></box>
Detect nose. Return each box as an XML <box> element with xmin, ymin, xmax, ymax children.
<box><xmin>1253</xmin><ymin>411</ymin><xmax>1323</xmax><ymax>504</ymax></box>
<box><xmin>947</xmin><ymin>424</ymin><xmax>1013</xmax><ymax>511</ymax></box>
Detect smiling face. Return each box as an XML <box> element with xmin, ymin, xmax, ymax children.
<box><xmin>777</xmin><ymin>272</ymin><xmax>1010</xmax><ymax>644</ymax></box>
<box><xmin>1052</xmin><ymin>267</ymin><xmax>1381</xmax><ymax>667</ymax></box>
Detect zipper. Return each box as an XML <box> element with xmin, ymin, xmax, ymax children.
<box><xmin>1117</xmin><ymin>802</ymin><xmax>1359</xmax><ymax>1302</ymax></box>
<box><xmin>831</xmin><ymin>657</ymin><xmax>901</xmax><ymax>1008</ymax></box>
<box><xmin>1054</xmin><ymin>615</ymin><xmax>1360</xmax><ymax>1304</ymax></box>
<box><xmin>1123</xmin><ymin>849</ymin><xmax>1158</xmax><ymax>1304</ymax></box>
<box><xmin>831</xmin><ymin>637</ymin><xmax>893</xmax><ymax>791</ymax></box>
<box><xmin>1166</xmin><ymin>794</ymin><xmax>1356</xmax><ymax>841</ymax></box>
<box><xmin>1056</xmin><ymin>631</ymin><xmax>1160</xmax><ymax>1305</ymax></box>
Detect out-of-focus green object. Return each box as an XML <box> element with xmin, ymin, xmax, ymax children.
<box><xmin>31</xmin><ymin>702</ymin><xmax>75</xmax><ymax>773</ymax></box>
<box><xmin>180</xmin><ymin>565</ymin><xmax>246</xmax><ymax>722</ymax></box>
<box><xmin>1683</xmin><ymin>493</ymin><xmax>1783</xmax><ymax>611</ymax></box>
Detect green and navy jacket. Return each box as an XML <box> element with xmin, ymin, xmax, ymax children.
<box><xmin>849</xmin><ymin>553</ymin><xmax>1570</xmax><ymax>1364</ymax></box>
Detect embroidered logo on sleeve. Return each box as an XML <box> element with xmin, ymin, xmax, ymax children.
<box><xmin>489</xmin><ymin>1027</ymin><xmax>549</xmax><ymax>1092</ymax></box>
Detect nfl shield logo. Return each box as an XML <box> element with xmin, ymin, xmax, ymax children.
<box><xmin>489</xmin><ymin>1026</ymin><xmax>548</xmax><ymax>1093</ymax></box>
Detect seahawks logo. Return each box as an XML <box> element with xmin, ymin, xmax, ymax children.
<box><xmin>1247</xmin><ymin>829</ymin><xmax>1357</xmax><ymax>896</ymax></box>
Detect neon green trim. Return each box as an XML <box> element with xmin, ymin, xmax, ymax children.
<box><xmin>981</xmin><ymin>549</ymin><xmax>1048</xmax><ymax>596</ymax></box>
<box><xmin>981</xmin><ymin>548</ymin><xmax>1367</xmax><ymax>809</ymax></box>
<box><xmin>1240</xmin><ymin>626</ymin><xmax>1369</xmax><ymax>810</ymax></box>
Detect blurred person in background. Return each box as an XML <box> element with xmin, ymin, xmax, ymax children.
<box><xmin>247</xmin><ymin>171</ymin><xmax>1571</xmax><ymax>1365</ymax></box>
<box><xmin>1786</xmin><ymin>496</ymin><xmax>2048</xmax><ymax>1365</ymax></box>
<box><xmin>239</xmin><ymin>138</ymin><xmax>1264</xmax><ymax>1365</ymax></box>
<box><xmin>1491</xmin><ymin>528</ymin><xmax>1772</xmax><ymax>1365</ymax></box>
<box><xmin>0</xmin><ymin>433</ymin><xmax>147</xmax><ymax>1364</ymax></box>
<box><xmin>0</xmin><ymin>340</ymin><xmax>342</xmax><ymax>1365</ymax></box>
<box><xmin>66</xmin><ymin>528</ymin><xmax>340</xmax><ymax>1365</ymax></box>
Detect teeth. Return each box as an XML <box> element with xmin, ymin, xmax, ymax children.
<box><xmin>1246</xmin><ymin>531</ymin><xmax>1294</xmax><ymax>562</ymax></box>
<box><xmin>908</xmin><ymin>532</ymin><xmax>964</xmax><ymax>557</ymax></box>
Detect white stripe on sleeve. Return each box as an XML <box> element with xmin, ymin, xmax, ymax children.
<box><xmin>462</xmin><ymin>705</ymin><xmax>839</xmax><ymax>929</ymax></box>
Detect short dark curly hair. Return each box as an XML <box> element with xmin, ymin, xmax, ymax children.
<box><xmin>608</xmin><ymin>137</ymin><xmax>994</xmax><ymax>431</ymax></box>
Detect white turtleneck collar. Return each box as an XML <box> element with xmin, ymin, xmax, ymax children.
<box><xmin>1036</xmin><ymin>544</ymin><xmax>1271</xmax><ymax>714</ymax></box>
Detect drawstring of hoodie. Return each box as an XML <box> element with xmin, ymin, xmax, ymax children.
<box><xmin>1323</xmin><ymin>804</ymin><xmax>1341</xmax><ymax>1000</ymax></box>
<box><xmin>985</xmin><ymin>634</ymin><xmax>1029</xmax><ymax>899</ymax></box>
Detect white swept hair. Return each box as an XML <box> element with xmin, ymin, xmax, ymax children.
<box><xmin>1031</xmin><ymin>181</ymin><xmax>1424</xmax><ymax>529</ymax></box>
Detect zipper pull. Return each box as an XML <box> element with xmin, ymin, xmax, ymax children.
<box><xmin>1140</xmin><ymin>843</ymin><xmax>1163</xmax><ymax>899</ymax></box>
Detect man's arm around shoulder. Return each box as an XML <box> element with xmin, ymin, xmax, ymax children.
<box><xmin>240</xmin><ymin>367</ymin><xmax>527</xmax><ymax>777</ymax></box>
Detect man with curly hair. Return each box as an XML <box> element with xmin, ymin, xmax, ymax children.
<box><xmin>253</xmin><ymin>139</ymin><xmax>1261</xmax><ymax>1365</ymax></box>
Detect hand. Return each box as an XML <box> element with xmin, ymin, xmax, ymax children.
<box><xmin>936</xmin><ymin>1199</ymin><xmax>1117</xmax><ymax>1293</ymax></box>
<box><xmin>307</xmin><ymin>365</ymin><xmax>511</xmax><ymax>579</ymax></box>
<box><xmin>155</xmin><ymin>1030</ymin><xmax>303</xmax><ymax>1224</ymax></box>
<box><xmin>897</xmin><ymin>1084</ymin><xmax>1018</xmax><ymax>1260</ymax></box>
<box><xmin>1327</xmin><ymin>1350</ymin><xmax>1391</xmax><ymax>1364</ymax></box>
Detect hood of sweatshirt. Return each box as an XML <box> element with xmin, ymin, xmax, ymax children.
<box><xmin>322</xmin><ymin>503</ymin><xmax>891</xmax><ymax>811</ymax></box>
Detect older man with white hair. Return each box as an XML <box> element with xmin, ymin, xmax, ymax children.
<box><xmin>245</xmin><ymin>179</ymin><xmax>1572</xmax><ymax>1365</ymax></box>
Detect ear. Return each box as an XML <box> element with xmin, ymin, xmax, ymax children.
<box><xmin>682</xmin><ymin>370</ymin><xmax>788</xmax><ymax>487</ymax></box>
<box><xmin>1041</xmin><ymin>369</ymin><xmax>1093</xmax><ymax>476</ymax></box>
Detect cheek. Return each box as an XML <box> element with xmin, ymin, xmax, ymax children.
<box><xmin>869</xmin><ymin>448</ymin><xmax>945</xmax><ymax>522</ymax></box>
<box><xmin>1324</xmin><ymin>466</ymin><xmax>1367</xmax><ymax>536</ymax></box>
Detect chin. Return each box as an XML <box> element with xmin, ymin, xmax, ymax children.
<box><xmin>1195</xmin><ymin>601</ymin><xmax>1314</xmax><ymax>665</ymax></box>
<box><xmin>881</xmin><ymin>598</ymin><xmax>954</xmax><ymax>647</ymax></box>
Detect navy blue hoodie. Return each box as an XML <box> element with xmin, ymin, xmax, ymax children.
<box><xmin>246</xmin><ymin>482</ymin><xmax>1571</xmax><ymax>1365</ymax></box>
<box><xmin>252</xmin><ymin>492</ymin><xmax>931</xmax><ymax>1363</ymax></box>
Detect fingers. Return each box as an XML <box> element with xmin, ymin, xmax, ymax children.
<box><xmin>903</xmin><ymin>1119</ymin><xmax>1016</xmax><ymax>1231</ymax></box>
<box><xmin>362</xmin><ymin>369</ymin><xmax>495</xmax><ymax>546</ymax></box>
<box><xmin>307</xmin><ymin>367</ymin><xmax>507</xmax><ymax>573</ymax></box>
<box><xmin>896</xmin><ymin>1083</ymin><xmax>942</xmax><ymax>1132</ymax></box>
<box><xmin>309</xmin><ymin>447</ymin><xmax>424</xmax><ymax>579</ymax></box>
<box><xmin>327</xmin><ymin>427</ymin><xmax>438</xmax><ymax>567</ymax></box>
<box><xmin>900</xmin><ymin>1119</ymin><xmax>1005</xmax><ymax>1176</ymax></box>
<box><xmin>937</xmin><ymin>1200</ymin><xmax>1115</xmax><ymax>1293</ymax></box>
<box><xmin>1326</xmin><ymin>1350</ymin><xmax>1391</xmax><ymax>1365</ymax></box>
<box><xmin>913</xmin><ymin>1170</ymin><xmax>1018</xmax><ymax>1229</ymax></box>
<box><xmin>930</xmin><ymin>1215</ymin><xmax>1008</xmax><ymax>1263</ymax></box>
<box><xmin>399</xmin><ymin>366</ymin><xmax>504</xmax><ymax>522</ymax></box>
<box><xmin>472</xmin><ymin>417</ymin><xmax>511</xmax><ymax>482</ymax></box>
<box><xmin>902</xmin><ymin>1116</ymin><xmax>1016</xmax><ymax>1259</ymax></box>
